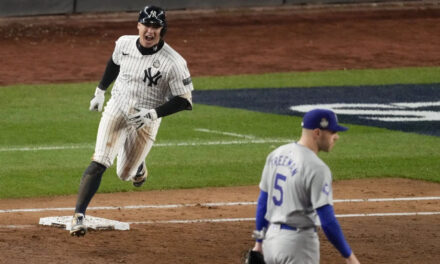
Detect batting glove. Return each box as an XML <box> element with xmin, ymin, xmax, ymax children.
<box><xmin>128</xmin><ymin>108</ymin><xmax>158</xmax><ymax>129</ymax></box>
<box><xmin>89</xmin><ymin>87</ymin><xmax>105</xmax><ymax>112</ymax></box>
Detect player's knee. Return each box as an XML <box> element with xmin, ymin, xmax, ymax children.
<box><xmin>92</xmin><ymin>155</ymin><xmax>112</xmax><ymax>169</ymax></box>
<box><xmin>116</xmin><ymin>166</ymin><xmax>132</xmax><ymax>181</ymax></box>
<box><xmin>83</xmin><ymin>161</ymin><xmax>107</xmax><ymax>178</ymax></box>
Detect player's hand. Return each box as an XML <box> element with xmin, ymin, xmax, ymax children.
<box><xmin>89</xmin><ymin>87</ymin><xmax>105</xmax><ymax>112</ymax></box>
<box><xmin>245</xmin><ymin>244</ymin><xmax>265</xmax><ymax>264</ymax></box>
<box><xmin>345</xmin><ymin>253</ymin><xmax>360</xmax><ymax>264</ymax></box>
<box><xmin>128</xmin><ymin>107</ymin><xmax>158</xmax><ymax>129</ymax></box>
<box><xmin>252</xmin><ymin>242</ymin><xmax>263</xmax><ymax>253</ymax></box>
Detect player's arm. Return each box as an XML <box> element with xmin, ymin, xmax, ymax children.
<box><xmin>145</xmin><ymin>92</ymin><xmax>193</xmax><ymax>121</ymax></box>
<box><xmin>252</xmin><ymin>189</ymin><xmax>269</xmax><ymax>252</ymax></box>
<box><xmin>128</xmin><ymin>56</ymin><xmax>193</xmax><ymax>128</ymax></box>
<box><xmin>152</xmin><ymin>59</ymin><xmax>194</xmax><ymax>117</ymax></box>
<box><xmin>89</xmin><ymin>57</ymin><xmax>120</xmax><ymax>111</ymax></box>
<box><xmin>98</xmin><ymin>57</ymin><xmax>120</xmax><ymax>91</ymax></box>
<box><xmin>128</xmin><ymin>91</ymin><xmax>192</xmax><ymax>129</ymax></box>
<box><xmin>316</xmin><ymin>204</ymin><xmax>360</xmax><ymax>263</ymax></box>
<box><xmin>155</xmin><ymin>91</ymin><xmax>193</xmax><ymax>117</ymax></box>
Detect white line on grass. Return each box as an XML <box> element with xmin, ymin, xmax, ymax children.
<box><xmin>0</xmin><ymin>144</ymin><xmax>93</xmax><ymax>152</ymax></box>
<box><xmin>156</xmin><ymin>138</ymin><xmax>290</xmax><ymax>147</ymax></box>
<box><xmin>194</xmin><ymin>128</ymin><xmax>256</xmax><ymax>139</ymax></box>
<box><xmin>0</xmin><ymin>138</ymin><xmax>291</xmax><ymax>152</ymax></box>
<box><xmin>1</xmin><ymin>197</ymin><xmax>439</xmax><ymax>214</ymax></box>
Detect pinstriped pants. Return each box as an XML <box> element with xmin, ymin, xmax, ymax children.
<box><xmin>92</xmin><ymin>97</ymin><xmax>160</xmax><ymax>181</ymax></box>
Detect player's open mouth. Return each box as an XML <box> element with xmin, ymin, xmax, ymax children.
<box><xmin>145</xmin><ymin>35</ymin><xmax>154</xmax><ymax>41</ymax></box>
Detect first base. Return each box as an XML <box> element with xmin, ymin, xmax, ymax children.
<box><xmin>39</xmin><ymin>215</ymin><xmax>130</xmax><ymax>231</ymax></box>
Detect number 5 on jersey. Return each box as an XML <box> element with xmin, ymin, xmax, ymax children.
<box><xmin>273</xmin><ymin>173</ymin><xmax>287</xmax><ymax>206</ymax></box>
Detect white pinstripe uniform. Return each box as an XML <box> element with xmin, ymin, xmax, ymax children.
<box><xmin>93</xmin><ymin>35</ymin><xmax>193</xmax><ymax>181</ymax></box>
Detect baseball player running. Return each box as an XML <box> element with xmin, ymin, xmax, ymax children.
<box><xmin>249</xmin><ymin>109</ymin><xmax>360</xmax><ymax>264</ymax></box>
<box><xmin>70</xmin><ymin>5</ymin><xmax>193</xmax><ymax>236</ymax></box>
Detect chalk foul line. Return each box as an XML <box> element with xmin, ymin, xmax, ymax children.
<box><xmin>1</xmin><ymin>211</ymin><xmax>440</xmax><ymax>229</ymax></box>
<box><xmin>333</xmin><ymin>196</ymin><xmax>440</xmax><ymax>203</ymax></box>
<box><xmin>1</xmin><ymin>197</ymin><xmax>439</xmax><ymax>214</ymax></box>
<box><xmin>130</xmin><ymin>211</ymin><xmax>440</xmax><ymax>225</ymax></box>
<box><xmin>1</xmin><ymin>197</ymin><xmax>439</xmax><ymax>230</ymax></box>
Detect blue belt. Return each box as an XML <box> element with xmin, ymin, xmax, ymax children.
<box><xmin>280</xmin><ymin>224</ymin><xmax>297</xmax><ymax>231</ymax></box>
<box><xmin>280</xmin><ymin>224</ymin><xmax>316</xmax><ymax>232</ymax></box>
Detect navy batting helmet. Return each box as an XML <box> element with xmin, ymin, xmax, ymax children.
<box><xmin>138</xmin><ymin>6</ymin><xmax>167</xmax><ymax>37</ymax></box>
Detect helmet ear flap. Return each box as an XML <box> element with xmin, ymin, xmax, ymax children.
<box><xmin>160</xmin><ymin>25</ymin><xmax>167</xmax><ymax>38</ymax></box>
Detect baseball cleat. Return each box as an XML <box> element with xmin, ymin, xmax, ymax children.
<box><xmin>132</xmin><ymin>162</ymin><xmax>148</xmax><ymax>187</ymax></box>
<box><xmin>70</xmin><ymin>213</ymin><xmax>87</xmax><ymax>237</ymax></box>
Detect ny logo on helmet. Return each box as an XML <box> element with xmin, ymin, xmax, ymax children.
<box><xmin>147</xmin><ymin>10</ymin><xmax>157</xmax><ymax>18</ymax></box>
<box><xmin>144</xmin><ymin>7</ymin><xmax>163</xmax><ymax>19</ymax></box>
<box><xmin>143</xmin><ymin>67</ymin><xmax>162</xmax><ymax>87</ymax></box>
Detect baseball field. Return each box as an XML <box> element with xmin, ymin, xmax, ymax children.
<box><xmin>1</xmin><ymin>2</ymin><xmax>440</xmax><ymax>263</ymax></box>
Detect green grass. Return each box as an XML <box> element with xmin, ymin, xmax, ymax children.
<box><xmin>1</xmin><ymin>67</ymin><xmax>439</xmax><ymax>198</ymax></box>
<box><xmin>193</xmin><ymin>66</ymin><xmax>440</xmax><ymax>90</ymax></box>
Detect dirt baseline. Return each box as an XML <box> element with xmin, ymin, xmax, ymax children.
<box><xmin>1</xmin><ymin>3</ymin><xmax>440</xmax><ymax>264</ymax></box>
<box><xmin>0</xmin><ymin>178</ymin><xmax>439</xmax><ymax>264</ymax></box>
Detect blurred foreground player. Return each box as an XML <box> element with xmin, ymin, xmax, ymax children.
<box><xmin>249</xmin><ymin>109</ymin><xmax>360</xmax><ymax>264</ymax></box>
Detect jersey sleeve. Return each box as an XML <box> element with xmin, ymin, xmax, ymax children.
<box><xmin>258</xmin><ymin>154</ymin><xmax>272</xmax><ymax>192</ymax></box>
<box><xmin>317</xmin><ymin>204</ymin><xmax>352</xmax><ymax>258</ymax></box>
<box><xmin>310</xmin><ymin>165</ymin><xmax>333</xmax><ymax>209</ymax></box>
<box><xmin>111</xmin><ymin>37</ymin><xmax>124</xmax><ymax>66</ymax></box>
<box><xmin>168</xmin><ymin>58</ymin><xmax>194</xmax><ymax>96</ymax></box>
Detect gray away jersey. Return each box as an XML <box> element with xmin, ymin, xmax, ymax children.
<box><xmin>259</xmin><ymin>142</ymin><xmax>333</xmax><ymax>228</ymax></box>
<box><xmin>110</xmin><ymin>35</ymin><xmax>193</xmax><ymax>114</ymax></box>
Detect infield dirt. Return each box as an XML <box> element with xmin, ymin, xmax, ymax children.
<box><xmin>0</xmin><ymin>3</ymin><xmax>439</xmax><ymax>264</ymax></box>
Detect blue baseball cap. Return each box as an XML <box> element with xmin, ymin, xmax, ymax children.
<box><xmin>301</xmin><ymin>109</ymin><xmax>348</xmax><ymax>132</ymax></box>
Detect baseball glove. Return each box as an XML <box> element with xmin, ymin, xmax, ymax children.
<box><xmin>244</xmin><ymin>249</ymin><xmax>266</xmax><ymax>264</ymax></box>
